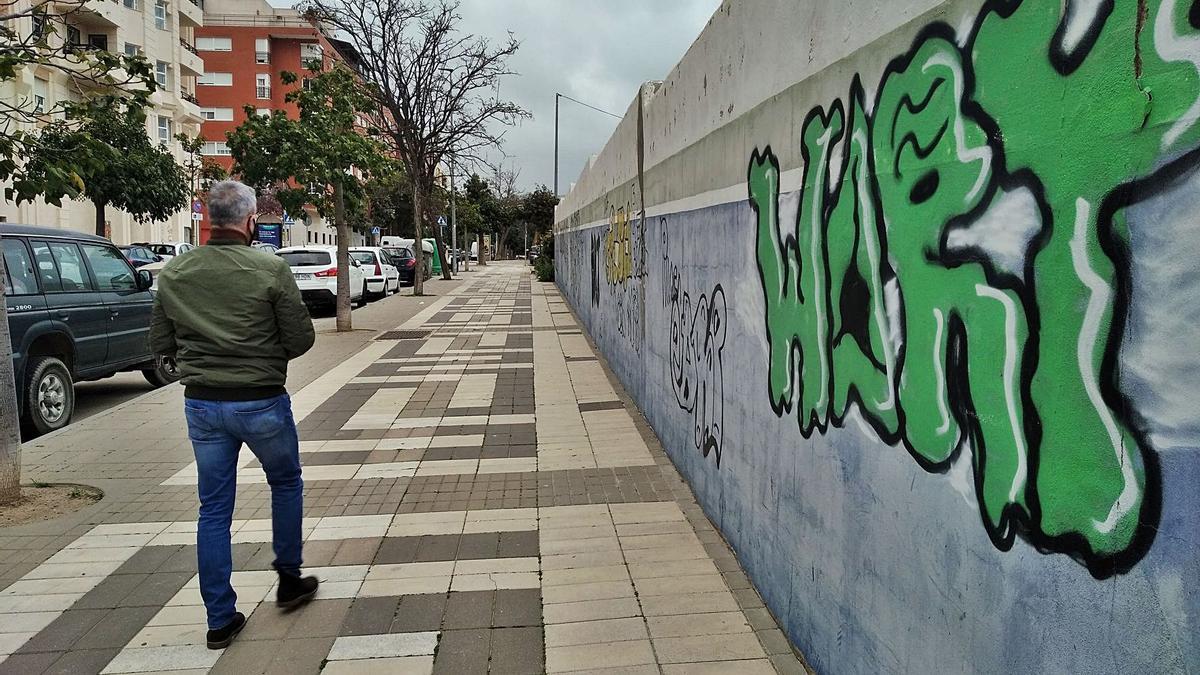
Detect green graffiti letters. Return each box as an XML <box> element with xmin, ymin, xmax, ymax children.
<box><xmin>750</xmin><ymin>0</ymin><xmax>1200</xmax><ymax>576</ymax></box>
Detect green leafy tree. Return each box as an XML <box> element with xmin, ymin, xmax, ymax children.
<box><xmin>0</xmin><ymin>0</ymin><xmax>159</xmax><ymax>504</ymax></box>
<box><xmin>522</xmin><ymin>184</ymin><xmax>558</xmax><ymax>242</ymax></box>
<box><xmin>15</xmin><ymin>105</ymin><xmax>190</xmax><ymax>237</ymax></box>
<box><xmin>228</xmin><ymin>64</ymin><xmax>386</xmax><ymax>331</ymax></box>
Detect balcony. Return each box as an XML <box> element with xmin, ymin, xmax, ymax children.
<box><xmin>57</xmin><ymin>1</ymin><xmax>119</xmax><ymax>28</ymax></box>
<box><xmin>178</xmin><ymin>39</ymin><xmax>203</xmax><ymax>76</ymax></box>
<box><xmin>256</xmin><ymin>86</ymin><xmax>271</xmax><ymax>100</ymax></box>
<box><xmin>178</xmin><ymin>93</ymin><xmax>204</xmax><ymax>123</ymax></box>
<box><xmin>178</xmin><ymin>0</ymin><xmax>203</xmax><ymax>27</ymax></box>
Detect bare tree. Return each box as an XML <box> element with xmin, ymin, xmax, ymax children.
<box><xmin>301</xmin><ymin>0</ymin><xmax>529</xmax><ymax>293</ymax></box>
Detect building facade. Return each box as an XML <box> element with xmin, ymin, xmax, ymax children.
<box><xmin>195</xmin><ymin>0</ymin><xmax>363</xmax><ymax>247</ymax></box>
<box><xmin>0</xmin><ymin>0</ymin><xmax>206</xmax><ymax>245</ymax></box>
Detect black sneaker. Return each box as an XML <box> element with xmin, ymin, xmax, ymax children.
<box><xmin>276</xmin><ymin>572</ymin><xmax>319</xmax><ymax>611</ymax></box>
<box><xmin>206</xmin><ymin>612</ymin><xmax>245</xmax><ymax>650</ymax></box>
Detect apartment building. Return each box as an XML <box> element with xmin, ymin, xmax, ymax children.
<box><xmin>195</xmin><ymin>0</ymin><xmax>366</xmax><ymax>247</ymax></box>
<box><xmin>0</xmin><ymin>0</ymin><xmax>206</xmax><ymax>245</ymax></box>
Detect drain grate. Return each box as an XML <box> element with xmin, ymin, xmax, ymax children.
<box><xmin>377</xmin><ymin>329</ymin><xmax>432</xmax><ymax>340</ymax></box>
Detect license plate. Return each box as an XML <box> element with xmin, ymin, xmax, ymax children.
<box><xmin>294</xmin><ymin>273</ymin><xmax>313</xmax><ymax>280</ymax></box>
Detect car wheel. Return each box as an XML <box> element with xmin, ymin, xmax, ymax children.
<box><xmin>143</xmin><ymin>356</ymin><xmax>182</xmax><ymax>388</ymax></box>
<box><xmin>356</xmin><ymin>282</ymin><xmax>368</xmax><ymax>308</ymax></box>
<box><xmin>24</xmin><ymin>356</ymin><xmax>74</xmax><ymax>435</ymax></box>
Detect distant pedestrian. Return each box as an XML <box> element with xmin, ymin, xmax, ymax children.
<box><xmin>150</xmin><ymin>180</ymin><xmax>319</xmax><ymax>649</ymax></box>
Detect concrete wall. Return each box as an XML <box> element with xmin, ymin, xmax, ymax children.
<box><xmin>553</xmin><ymin>1</ymin><xmax>1200</xmax><ymax>672</ymax></box>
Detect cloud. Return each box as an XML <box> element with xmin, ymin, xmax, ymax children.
<box><xmin>274</xmin><ymin>0</ymin><xmax>720</xmax><ymax>192</ymax></box>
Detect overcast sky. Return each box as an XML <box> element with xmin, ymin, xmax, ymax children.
<box><xmin>272</xmin><ymin>0</ymin><xmax>720</xmax><ymax>193</ymax></box>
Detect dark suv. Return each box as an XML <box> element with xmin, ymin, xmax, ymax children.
<box><xmin>2</xmin><ymin>225</ymin><xmax>180</xmax><ymax>434</ymax></box>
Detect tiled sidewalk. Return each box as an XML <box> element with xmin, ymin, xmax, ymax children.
<box><xmin>0</xmin><ymin>263</ymin><xmax>809</xmax><ymax>674</ymax></box>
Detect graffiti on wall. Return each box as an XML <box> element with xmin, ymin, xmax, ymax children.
<box><xmin>602</xmin><ymin>197</ymin><xmax>648</xmax><ymax>353</ymax></box>
<box><xmin>748</xmin><ymin>0</ymin><xmax>1200</xmax><ymax>576</ymax></box>
<box><xmin>662</xmin><ymin>223</ymin><xmax>727</xmax><ymax>464</ymax></box>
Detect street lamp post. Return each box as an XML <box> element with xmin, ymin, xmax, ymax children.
<box><xmin>553</xmin><ymin>93</ymin><xmax>621</xmax><ymax>198</ymax></box>
<box><xmin>449</xmin><ymin>158</ymin><xmax>458</xmax><ymax>274</ymax></box>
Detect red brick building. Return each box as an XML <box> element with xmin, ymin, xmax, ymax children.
<box><xmin>195</xmin><ymin>0</ymin><xmax>360</xmax><ymax>246</ymax></box>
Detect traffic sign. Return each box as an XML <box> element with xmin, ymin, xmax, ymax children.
<box><xmin>370</xmin><ymin>226</ymin><xmax>381</xmax><ymax>235</ymax></box>
<box><xmin>192</xmin><ymin>201</ymin><xmax>202</xmax><ymax>213</ymax></box>
<box><xmin>282</xmin><ymin>211</ymin><xmax>295</xmax><ymax>225</ymax></box>
<box><xmin>190</xmin><ymin>213</ymin><xmax>203</xmax><ymax>221</ymax></box>
<box><xmin>437</xmin><ymin>216</ymin><xmax>446</xmax><ymax>227</ymax></box>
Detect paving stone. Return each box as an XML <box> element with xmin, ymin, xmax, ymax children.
<box><xmin>72</xmin><ymin>607</ymin><xmax>158</xmax><ymax>651</ymax></box>
<box><xmin>210</xmin><ymin>638</ymin><xmax>279</xmax><ymax>675</ymax></box>
<box><xmin>0</xmin><ymin>650</ymin><xmax>61</xmax><ymax>675</ymax></box>
<box><xmin>544</xmin><ymin>617</ymin><xmax>648</xmax><ymax>648</ymax></box>
<box><xmin>392</xmin><ymin>593</ymin><xmax>447</xmax><ymax>633</ymax></box>
<box><xmin>15</xmin><ymin>608</ymin><xmax>107</xmax><ymax>654</ymax></box>
<box><xmin>492</xmin><ymin>588</ymin><xmax>542</xmax><ymax>627</ymax></box>
<box><xmin>285</xmin><ymin>599</ymin><xmax>352</xmax><ymax>638</ymax></box>
<box><xmin>652</xmin><ymin>633</ymin><xmax>767</xmax><ymax>663</ymax></box>
<box><xmin>122</xmin><ymin>572</ymin><xmax>193</xmax><ymax>607</ymax></box>
<box><xmin>332</xmin><ymin>538</ymin><xmax>383</xmax><ymax>566</ymax></box>
<box><xmin>545</xmin><ymin>639</ymin><xmax>656</xmax><ymax>672</ymax></box>
<box><xmin>263</xmin><ymin>637</ymin><xmax>335</xmax><ymax>675</ymax></box>
<box><xmin>327</xmin><ymin>631</ymin><xmax>438</xmax><ymax>660</ymax></box>
<box><xmin>432</xmin><ymin>628</ymin><xmax>489</xmax><ymax>675</ymax></box>
<box><xmin>489</xmin><ymin>626</ymin><xmax>544</xmax><ymax>674</ymax></box>
<box><xmin>340</xmin><ymin>596</ymin><xmax>400</xmax><ymax>636</ymax></box>
<box><xmin>442</xmin><ymin>590</ymin><xmax>493</xmax><ymax>629</ymax></box>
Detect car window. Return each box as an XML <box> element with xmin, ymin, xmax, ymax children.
<box><xmin>349</xmin><ymin>251</ymin><xmax>376</xmax><ymax>265</ymax></box>
<box><xmin>2</xmin><ymin>239</ymin><xmax>38</xmax><ymax>296</ymax></box>
<box><xmin>47</xmin><ymin>242</ymin><xmax>93</xmax><ymax>291</ymax></box>
<box><xmin>149</xmin><ymin>244</ymin><xmax>175</xmax><ymax>256</ymax></box>
<box><xmin>278</xmin><ymin>251</ymin><xmax>332</xmax><ymax>266</ymax></box>
<box><xmin>385</xmin><ymin>247</ymin><xmax>413</xmax><ymax>259</ymax></box>
<box><xmin>82</xmin><ymin>244</ymin><xmax>137</xmax><ymax>291</ymax></box>
<box><xmin>28</xmin><ymin>242</ymin><xmax>63</xmax><ymax>293</ymax></box>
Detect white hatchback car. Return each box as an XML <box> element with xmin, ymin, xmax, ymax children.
<box><xmin>276</xmin><ymin>246</ymin><xmax>367</xmax><ymax>309</ymax></box>
<box><xmin>348</xmin><ymin>247</ymin><xmax>400</xmax><ymax>299</ymax></box>
<box><xmin>147</xmin><ymin>242</ymin><xmax>196</xmax><ymax>261</ymax></box>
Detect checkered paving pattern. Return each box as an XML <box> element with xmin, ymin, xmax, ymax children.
<box><xmin>0</xmin><ymin>263</ymin><xmax>809</xmax><ymax>674</ymax></box>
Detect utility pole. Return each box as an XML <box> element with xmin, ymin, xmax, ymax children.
<box><xmin>449</xmin><ymin>159</ymin><xmax>458</xmax><ymax>274</ymax></box>
<box><xmin>554</xmin><ymin>93</ymin><xmax>559</xmax><ymax>197</ymax></box>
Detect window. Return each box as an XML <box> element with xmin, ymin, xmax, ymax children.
<box><xmin>154</xmin><ymin>1</ymin><xmax>168</xmax><ymax>30</ymax></box>
<box><xmin>123</xmin><ymin>0</ymin><xmax>140</xmax><ymax>9</ymax></box>
<box><xmin>3</xmin><ymin>240</ymin><xmax>37</xmax><ymax>296</ymax></box>
<box><xmin>255</xmin><ymin>38</ymin><xmax>269</xmax><ymax>64</ymax></box>
<box><xmin>33</xmin><ymin>78</ymin><xmax>48</xmax><ymax>114</ymax></box>
<box><xmin>201</xmin><ymin>141</ymin><xmax>230</xmax><ymax>156</ymax></box>
<box><xmin>255</xmin><ymin>74</ymin><xmax>270</xmax><ymax>99</ymax></box>
<box><xmin>124</xmin><ymin>42</ymin><xmax>142</xmax><ymax>57</ymax></box>
<box><xmin>87</xmin><ymin>34</ymin><xmax>108</xmax><ymax>51</ymax></box>
<box><xmin>31</xmin><ymin>11</ymin><xmax>46</xmax><ymax>40</ymax></box>
<box><xmin>302</xmin><ymin>78</ymin><xmax>313</xmax><ymax>91</ymax></box>
<box><xmin>157</xmin><ymin>115</ymin><xmax>173</xmax><ymax>144</ymax></box>
<box><xmin>197</xmin><ymin>72</ymin><xmax>232</xmax><ymax>86</ymax></box>
<box><xmin>255</xmin><ymin>107</ymin><xmax>271</xmax><ymax>117</ymax></box>
<box><xmin>300</xmin><ymin>42</ymin><xmax>322</xmax><ymax>61</ymax></box>
<box><xmin>200</xmin><ymin>107</ymin><xmax>233</xmax><ymax>121</ymax></box>
<box><xmin>67</xmin><ymin>26</ymin><xmax>81</xmax><ymax>49</ymax></box>
<box><xmin>82</xmin><ymin>245</ymin><xmax>137</xmax><ymax>291</ymax></box>
<box><xmin>196</xmin><ymin>36</ymin><xmax>231</xmax><ymax>51</ymax></box>
<box><xmin>155</xmin><ymin>60</ymin><xmax>170</xmax><ymax>88</ymax></box>
<box><xmin>46</xmin><ymin>242</ymin><xmax>92</xmax><ymax>291</ymax></box>
<box><xmin>278</xmin><ymin>251</ymin><xmax>331</xmax><ymax>267</ymax></box>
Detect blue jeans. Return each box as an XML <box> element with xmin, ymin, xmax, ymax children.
<box><xmin>184</xmin><ymin>394</ymin><xmax>304</xmax><ymax>630</ymax></box>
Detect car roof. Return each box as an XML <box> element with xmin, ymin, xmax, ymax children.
<box><xmin>276</xmin><ymin>246</ymin><xmax>338</xmax><ymax>253</ymax></box>
<box><xmin>0</xmin><ymin>224</ymin><xmax>112</xmax><ymax>244</ymax></box>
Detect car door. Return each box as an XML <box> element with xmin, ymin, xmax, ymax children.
<box><xmin>32</xmin><ymin>240</ymin><xmax>110</xmax><ymax>375</ymax></box>
<box><xmin>380</xmin><ymin>251</ymin><xmax>399</xmax><ymax>287</ymax></box>
<box><xmin>80</xmin><ymin>243</ymin><xmax>153</xmax><ymax>368</ymax></box>
<box><xmin>3</xmin><ymin>238</ymin><xmax>50</xmax><ymax>385</ymax></box>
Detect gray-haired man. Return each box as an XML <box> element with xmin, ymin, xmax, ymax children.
<box><xmin>150</xmin><ymin>180</ymin><xmax>319</xmax><ymax>649</ymax></box>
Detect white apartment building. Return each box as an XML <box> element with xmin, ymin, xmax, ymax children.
<box><xmin>0</xmin><ymin>0</ymin><xmax>206</xmax><ymax>245</ymax></box>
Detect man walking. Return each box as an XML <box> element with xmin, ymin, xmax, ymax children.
<box><xmin>151</xmin><ymin>180</ymin><xmax>319</xmax><ymax>649</ymax></box>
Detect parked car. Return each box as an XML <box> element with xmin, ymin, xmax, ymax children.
<box><xmin>144</xmin><ymin>242</ymin><xmax>196</xmax><ymax>260</ymax></box>
<box><xmin>276</xmin><ymin>246</ymin><xmax>367</xmax><ymax>309</ymax></box>
<box><xmin>2</xmin><ymin>224</ymin><xmax>180</xmax><ymax>434</ymax></box>
<box><xmin>118</xmin><ymin>245</ymin><xmax>162</xmax><ymax>268</ymax></box>
<box><xmin>348</xmin><ymin>247</ymin><xmax>400</xmax><ymax>298</ymax></box>
<box><xmin>251</xmin><ymin>241</ymin><xmax>279</xmax><ymax>254</ymax></box>
<box><xmin>382</xmin><ymin>246</ymin><xmax>419</xmax><ymax>285</ymax></box>
<box><xmin>526</xmin><ymin>245</ymin><xmax>541</xmax><ymax>263</ymax></box>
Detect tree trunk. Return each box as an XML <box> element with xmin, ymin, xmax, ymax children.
<box><xmin>476</xmin><ymin>232</ymin><xmax>487</xmax><ymax>266</ymax></box>
<box><xmin>94</xmin><ymin>201</ymin><xmax>107</xmax><ymax>238</ymax></box>
<box><xmin>0</xmin><ymin>254</ymin><xmax>22</xmax><ymax>505</ymax></box>
<box><xmin>334</xmin><ymin>182</ymin><xmax>352</xmax><ymax>332</ymax></box>
<box><xmin>411</xmin><ymin>177</ymin><xmax>425</xmax><ymax>296</ymax></box>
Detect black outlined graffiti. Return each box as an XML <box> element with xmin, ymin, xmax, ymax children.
<box><xmin>663</xmin><ymin>223</ymin><xmax>727</xmax><ymax>465</ymax></box>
